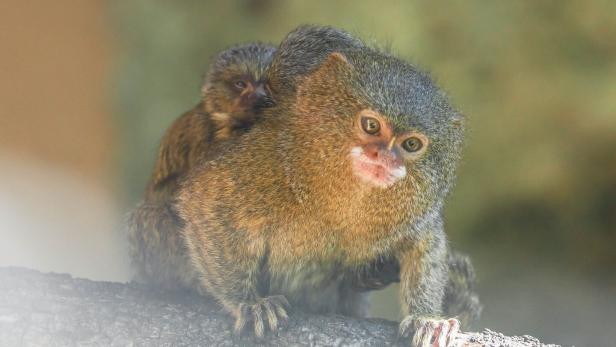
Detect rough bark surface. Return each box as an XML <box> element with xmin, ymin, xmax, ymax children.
<box><xmin>0</xmin><ymin>267</ymin><xmax>559</xmax><ymax>347</ymax></box>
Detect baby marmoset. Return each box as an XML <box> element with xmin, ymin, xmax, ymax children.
<box><xmin>147</xmin><ymin>42</ymin><xmax>276</xmax><ymax>201</ymax></box>
<box><xmin>128</xmin><ymin>43</ymin><xmax>276</xmax><ymax>289</ymax></box>
<box><xmin>174</xmin><ymin>26</ymin><xmax>470</xmax><ymax>346</ymax></box>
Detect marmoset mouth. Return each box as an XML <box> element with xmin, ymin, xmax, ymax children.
<box><xmin>350</xmin><ymin>155</ymin><xmax>407</xmax><ymax>188</ymax></box>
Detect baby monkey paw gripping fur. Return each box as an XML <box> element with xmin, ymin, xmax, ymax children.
<box><xmin>129</xmin><ymin>25</ymin><xmax>478</xmax><ymax>347</ymax></box>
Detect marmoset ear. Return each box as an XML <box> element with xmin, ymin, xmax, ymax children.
<box><xmin>296</xmin><ymin>52</ymin><xmax>358</xmax><ymax>113</ymax></box>
<box><xmin>323</xmin><ymin>51</ymin><xmax>351</xmax><ymax>66</ymax></box>
<box><xmin>303</xmin><ymin>52</ymin><xmax>353</xmax><ymax>85</ymax></box>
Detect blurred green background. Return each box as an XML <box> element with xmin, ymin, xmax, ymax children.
<box><xmin>1</xmin><ymin>1</ymin><xmax>614</xmax><ymax>346</ymax></box>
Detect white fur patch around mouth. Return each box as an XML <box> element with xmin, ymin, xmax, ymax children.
<box><xmin>349</xmin><ymin>146</ymin><xmax>406</xmax><ymax>188</ymax></box>
<box><xmin>350</xmin><ymin>146</ymin><xmax>363</xmax><ymax>157</ymax></box>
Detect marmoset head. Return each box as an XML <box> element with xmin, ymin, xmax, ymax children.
<box><xmin>277</xmin><ymin>49</ymin><xmax>464</xmax><ymax>214</ymax></box>
<box><xmin>202</xmin><ymin>43</ymin><xmax>276</xmax><ymax>124</ymax></box>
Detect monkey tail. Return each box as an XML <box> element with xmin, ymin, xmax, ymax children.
<box><xmin>443</xmin><ymin>250</ymin><xmax>482</xmax><ymax>328</ymax></box>
<box><xmin>127</xmin><ymin>201</ymin><xmax>191</xmax><ymax>290</ymax></box>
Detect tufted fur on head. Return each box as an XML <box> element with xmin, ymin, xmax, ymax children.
<box><xmin>268</xmin><ymin>25</ymin><xmax>365</xmax><ymax>97</ymax></box>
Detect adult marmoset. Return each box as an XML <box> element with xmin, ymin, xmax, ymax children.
<box><xmin>128</xmin><ymin>42</ymin><xmax>276</xmax><ymax>289</ymax></box>
<box><xmin>175</xmin><ymin>26</ymin><xmax>468</xmax><ymax>346</ymax></box>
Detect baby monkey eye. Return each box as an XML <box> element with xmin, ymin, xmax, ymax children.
<box><xmin>361</xmin><ymin>116</ymin><xmax>381</xmax><ymax>135</ymax></box>
<box><xmin>402</xmin><ymin>137</ymin><xmax>423</xmax><ymax>152</ymax></box>
<box><xmin>234</xmin><ymin>80</ymin><xmax>247</xmax><ymax>90</ymax></box>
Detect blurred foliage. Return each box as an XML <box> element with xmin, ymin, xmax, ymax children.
<box><xmin>113</xmin><ymin>1</ymin><xmax>616</xmax><ymax>345</ymax></box>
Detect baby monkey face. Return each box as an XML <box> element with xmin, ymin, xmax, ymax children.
<box><xmin>227</xmin><ymin>74</ymin><xmax>273</xmax><ymax>112</ymax></box>
<box><xmin>349</xmin><ymin>109</ymin><xmax>429</xmax><ymax>188</ymax></box>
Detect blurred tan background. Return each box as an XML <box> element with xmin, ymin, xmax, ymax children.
<box><xmin>0</xmin><ymin>0</ymin><xmax>127</xmax><ymax>281</ymax></box>
<box><xmin>1</xmin><ymin>1</ymin><xmax>614</xmax><ymax>346</ymax></box>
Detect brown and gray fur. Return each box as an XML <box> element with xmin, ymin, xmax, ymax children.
<box><xmin>174</xmin><ymin>25</ymin><xmax>473</xmax><ymax>340</ymax></box>
<box><xmin>128</xmin><ymin>43</ymin><xmax>276</xmax><ymax>290</ymax></box>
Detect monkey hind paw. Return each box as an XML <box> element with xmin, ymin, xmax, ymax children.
<box><xmin>233</xmin><ymin>295</ymin><xmax>290</xmax><ymax>339</ymax></box>
<box><xmin>399</xmin><ymin>316</ymin><xmax>460</xmax><ymax>347</ymax></box>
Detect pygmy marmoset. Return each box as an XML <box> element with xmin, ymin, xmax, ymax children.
<box><xmin>173</xmin><ymin>25</ymin><xmax>470</xmax><ymax>346</ymax></box>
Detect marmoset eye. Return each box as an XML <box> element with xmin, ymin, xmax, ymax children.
<box><xmin>234</xmin><ymin>80</ymin><xmax>247</xmax><ymax>90</ymax></box>
<box><xmin>402</xmin><ymin>137</ymin><xmax>423</xmax><ymax>152</ymax></box>
<box><xmin>361</xmin><ymin>116</ymin><xmax>381</xmax><ymax>135</ymax></box>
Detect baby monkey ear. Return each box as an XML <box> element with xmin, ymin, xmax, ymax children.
<box><xmin>201</xmin><ymin>82</ymin><xmax>212</xmax><ymax>98</ymax></box>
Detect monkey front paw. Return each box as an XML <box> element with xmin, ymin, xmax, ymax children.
<box><xmin>399</xmin><ymin>316</ymin><xmax>460</xmax><ymax>347</ymax></box>
<box><xmin>233</xmin><ymin>295</ymin><xmax>290</xmax><ymax>339</ymax></box>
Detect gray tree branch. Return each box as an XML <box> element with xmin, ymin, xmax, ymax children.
<box><xmin>0</xmin><ymin>267</ymin><xmax>558</xmax><ymax>347</ymax></box>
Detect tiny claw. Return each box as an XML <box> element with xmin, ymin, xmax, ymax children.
<box><xmin>411</xmin><ymin>325</ymin><xmax>423</xmax><ymax>347</ymax></box>
<box><xmin>418</xmin><ymin>320</ymin><xmax>437</xmax><ymax>347</ymax></box>
<box><xmin>231</xmin><ymin>295</ymin><xmax>291</xmax><ymax>339</ymax></box>
<box><xmin>399</xmin><ymin>315</ymin><xmax>415</xmax><ymax>338</ymax></box>
<box><xmin>233</xmin><ymin>303</ymin><xmax>250</xmax><ymax>335</ymax></box>
<box><xmin>252</xmin><ymin>304</ymin><xmax>265</xmax><ymax>339</ymax></box>
<box><xmin>436</xmin><ymin>321</ymin><xmax>449</xmax><ymax>347</ymax></box>
<box><xmin>445</xmin><ymin>319</ymin><xmax>461</xmax><ymax>347</ymax></box>
<box><xmin>270</xmin><ymin>295</ymin><xmax>289</xmax><ymax>328</ymax></box>
<box><xmin>277</xmin><ymin>306</ymin><xmax>289</xmax><ymax>324</ymax></box>
<box><xmin>262</xmin><ymin>299</ymin><xmax>279</xmax><ymax>332</ymax></box>
<box><xmin>271</xmin><ymin>294</ymin><xmax>290</xmax><ymax>309</ymax></box>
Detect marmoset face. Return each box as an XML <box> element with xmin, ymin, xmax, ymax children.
<box><xmin>349</xmin><ymin>109</ymin><xmax>429</xmax><ymax>188</ymax></box>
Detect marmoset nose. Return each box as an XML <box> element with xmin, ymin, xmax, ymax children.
<box><xmin>254</xmin><ymin>84</ymin><xmax>268</xmax><ymax>99</ymax></box>
<box><xmin>363</xmin><ymin>143</ymin><xmax>402</xmax><ymax>166</ymax></box>
<box><xmin>254</xmin><ymin>85</ymin><xmax>275</xmax><ymax>107</ymax></box>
